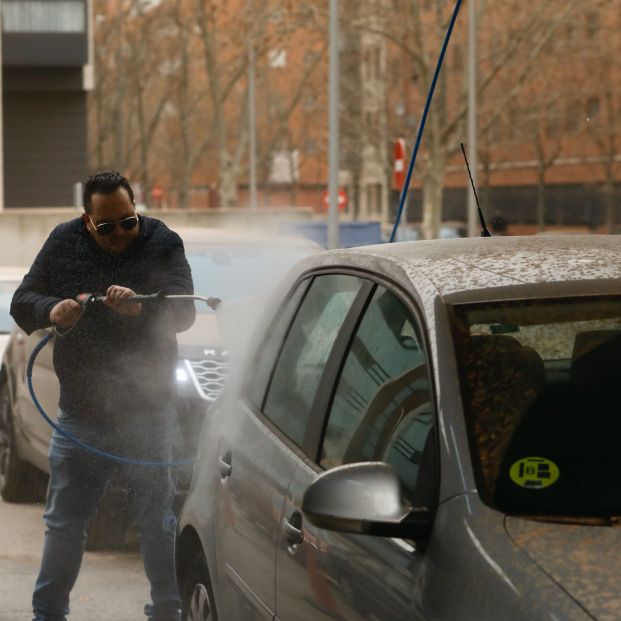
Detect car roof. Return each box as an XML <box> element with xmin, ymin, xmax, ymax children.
<box><xmin>172</xmin><ymin>226</ymin><xmax>321</xmax><ymax>250</ymax></box>
<box><xmin>308</xmin><ymin>235</ymin><xmax>621</xmax><ymax>299</ymax></box>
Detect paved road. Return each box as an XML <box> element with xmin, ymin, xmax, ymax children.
<box><xmin>0</xmin><ymin>498</ymin><xmax>151</xmax><ymax>621</ymax></box>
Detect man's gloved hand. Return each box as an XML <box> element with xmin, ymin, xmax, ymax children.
<box><xmin>50</xmin><ymin>299</ymin><xmax>82</xmax><ymax>329</ymax></box>
<box><xmin>104</xmin><ymin>285</ymin><xmax>143</xmax><ymax>316</ymax></box>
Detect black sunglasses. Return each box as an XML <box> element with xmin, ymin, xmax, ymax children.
<box><xmin>88</xmin><ymin>214</ymin><xmax>139</xmax><ymax>236</ymax></box>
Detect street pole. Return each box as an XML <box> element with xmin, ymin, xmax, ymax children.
<box><xmin>248</xmin><ymin>3</ymin><xmax>257</xmax><ymax>209</ymax></box>
<box><xmin>327</xmin><ymin>0</ymin><xmax>340</xmax><ymax>249</ymax></box>
<box><xmin>467</xmin><ymin>0</ymin><xmax>477</xmax><ymax>237</ymax></box>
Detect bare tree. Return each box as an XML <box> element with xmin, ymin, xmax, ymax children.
<box><xmin>161</xmin><ymin>0</ymin><xmax>213</xmax><ymax>208</ymax></box>
<box><xmin>371</xmin><ymin>0</ymin><xmax>581</xmax><ymax>238</ymax></box>
<box><xmin>91</xmin><ymin>0</ymin><xmax>176</xmax><ymax>206</ymax></box>
<box><xmin>580</xmin><ymin>3</ymin><xmax>621</xmax><ymax>232</ymax></box>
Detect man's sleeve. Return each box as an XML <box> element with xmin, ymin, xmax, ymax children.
<box><xmin>160</xmin><ymin>240</ymin><xmax>196</xmax><ymax>333</ymax></box>
<box><xmin>143</xmin><ymin>230</ymin><xmax>196</xmax><ymax>334</ymax></box>
<box><xmin>10</xmin><ymin>234</ymin><xmax>63</xmax><ymax>335</ymax></box>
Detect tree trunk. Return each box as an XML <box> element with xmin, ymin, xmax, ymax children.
<box><xmin>421</xmin><ymin>170</ymin><xmax>443</xmax><ymax>240</ymax></box>
<box><xmin>604</xmin><ymin>180</ymin><xmax>615</xmax><ymax>233</ymax></box>
<box><xmin>537</xmin><ymin>166</ymin><xmax>546</xmax><ymax>232</ymax></box>
<box><xmin>219</xmin><ymin>152</ymin><xmax>239</xmax><ymax>207</ymax></box>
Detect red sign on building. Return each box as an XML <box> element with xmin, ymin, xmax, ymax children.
<box><xmin>393</xmin><ymin>138</ymin><xmax>406</xmax><ymax>190</ymax></box>
<box><xmin>322</xmin><ymin>189</ymin><xmax>347</xmax><ymax>211</ymax></box>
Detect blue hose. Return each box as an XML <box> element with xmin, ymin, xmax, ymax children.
<box><xmin>27</xmin><ymin>331</ymin><xmax>194</xmax><ymax>467</ymax></box>
<box><xmin>389</xmin><ymin>0</ymin><xmax>463</xmax><ymax>243</ymax></box>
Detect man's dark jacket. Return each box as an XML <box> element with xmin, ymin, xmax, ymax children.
<box><xmin>10</xmin><ymin>216</ymin><xmax>195</xmax><ymax>425</ymax></box>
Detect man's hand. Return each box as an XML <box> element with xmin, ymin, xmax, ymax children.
<box><xmin>50</xmin><ymin>299</ymin><xmax>82</xmax><ymax>329</ymax></box>
<box><xmin>104</xmin><ymin>285</ymin><xmax>143</xmax><ymax>317</ymax></box>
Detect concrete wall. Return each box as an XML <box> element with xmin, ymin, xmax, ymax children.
<box><xmin>0</xmin><ymin>207</ymin><xmax>315</xmax><ymax>267</ymax></box>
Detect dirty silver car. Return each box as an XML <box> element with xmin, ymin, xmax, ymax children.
<box><xmin>177</xmin><ymin>234</ymin><xmax>621</xmax><ymax>621</ymax></box>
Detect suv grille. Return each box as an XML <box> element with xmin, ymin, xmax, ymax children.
<box><xmin>187</xmin><ymin>354</ymin><xmax>231</xmax><ymax>402</ymax></box>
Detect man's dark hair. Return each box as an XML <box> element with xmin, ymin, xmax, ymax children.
<box><xmin>83</xmin><ymin>170</ymin><xmax>135</xmax><ymax>213</ymax></box>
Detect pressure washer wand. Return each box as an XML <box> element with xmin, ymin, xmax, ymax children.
<box><xmin>76</xmin><ymin>292</ymin><xmax>221</xmax><ymax>310</ymax></box>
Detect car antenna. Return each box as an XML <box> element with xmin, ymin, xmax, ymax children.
<box><xmin>460</xmin><ymin>142</ymin><xmax>491</xmax><ymax>237</ymax></box>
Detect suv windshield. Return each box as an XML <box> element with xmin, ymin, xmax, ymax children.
<box><xmin>452</xmin><ymin>295</ymin><xmax>621</xmax><ymax>519</ymax></box>
<box><xmin>186</xmin><ymin>244</ymin><xmax>312</xmax><ymax>313</ymax></box>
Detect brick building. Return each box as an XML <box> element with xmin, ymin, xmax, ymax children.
<box><xmin>88</xmin><ymin>1</ymin><xmax>620</xmax><ymax>234</ymax></box>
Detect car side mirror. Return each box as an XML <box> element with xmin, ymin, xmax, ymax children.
<box><xmin>302</xmin><ymin>462</ymin><xmax>432</xmax><ymax>540</ymax></box>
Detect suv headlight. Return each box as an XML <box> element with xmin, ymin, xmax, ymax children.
<box><xmin>176</xmin><ymin>364</ymin><xmax>190</xmax><ymax>383</ymax></box>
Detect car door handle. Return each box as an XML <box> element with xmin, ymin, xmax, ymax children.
<box><xmin>218</xmin><ymin>452</ymin><xmax>232</xmax><ymax>478</ymax></box>
<box><xmin>283</xmin><ymin>512</ymin><xmax>304</xmax><ymax>546</ymax></box>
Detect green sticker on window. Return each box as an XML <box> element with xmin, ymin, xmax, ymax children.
<box><xmin>509</xmin><ymin>457</ymin><xmax>559</xmax><ymax>489</ymax></box>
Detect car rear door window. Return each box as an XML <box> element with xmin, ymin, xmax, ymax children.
<box><xmin>262</xmin><ymin>274</ymin><xmax>364</xmax><ymax>447</ymax></box>
<box><xmin>245</xmin><ymin>280</ymin><xmax>308</xmax><ymax>411</ymax></box>
<box><xmin>320</xmin><ymin>286</ymin><xmax>434</xmax><ymax>502</ymax></box>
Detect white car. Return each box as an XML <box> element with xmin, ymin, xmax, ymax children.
<box><xmin>0</xmin><ymin>267</ymin><xmax>27</xmax><ymax>359</ymax></box>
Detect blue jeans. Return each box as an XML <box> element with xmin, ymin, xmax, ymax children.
<box><xmin>32</xmin><ymin>411</ymin><xmax>182</xmax><ymax>621</ymax></box>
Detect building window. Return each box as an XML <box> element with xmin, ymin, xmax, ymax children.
<box><xmin>546</xmin><ymin>108</ymin><xmax>563</xmax><ymax>139</ymax></box>
<box><xmin>3</xmin><ymin>1</ymin><xmax>85</xmax><ymax>33</ymax></box>
<box><xmin>563</xmin><ymin>102</ymin><xmax>580</xmax><ymax>134</ymax></box>
<box><xmin>364</xmin><ymin>110</ymin><xmax>381</xmax><ymax>134</ymax></box>
<box><xmin>453</xmin><ymin>44</ymin><xmax>463</xmax><ymax>71</ymax></box>
<box><xmin>268</xmin><ymin>49</ymin><xmax>287</xmax><ymax>68</ymax></box>
<box><xmin>564</xmin><ymin>23</ymin><xmax>576</xmax><ymax>48</ymax></box>
<box><xmin>269</xmin><ymin>93</ymin><xmax>284</xmax><ymax>117</ymax></box>
<box><xmin>268</xmin><ymin>9</ymin><xmax>283</xmax><ymax>23</ymax></box>
<box><xmin>363</xmin><ymin>49</ymin><xmax>372</xmax><ymax>80</ymax></box>
<box><xmin>269</xmin><ymin>150</ymin><xmax>300</xmax><ymax>183</ymax></box>
<box><xmin>585</xmin><ymin>12</ymin><xmax>599</xmax><ymax>39</ymax></box>
<box><xmin>297</xmin><ymin>5</ymin><xmax>316</xmax><ymax>26</ymax></box>
<box><xmin>372</xmin><ymin>47</ymin><xmax>381</xmax><ymax>79</ymax></box>
<box><xmin>363</xmin><ymin>46</ymin><xmax>382</xmax><ymax>81</ymax></box>
<box><xmin>304</xmin><ymin>50</ymin><xmax>319</xmax><ymax>66</ymax></box>
<box><xmin>304</xmin><ymin>139</ymin><xmax>317</xmax><ymax>155</ymax></box>
<box><xmin>365</xmin><ymin>183</ymin><xmax>382</xmax><ymax>216</ymax></box>
<box><xmin>302</xmin><ymin>93</ymin><xmax>316</xmax><ymax>111</ymax></box>
<box><xmin>586</xmin><ymin>96</ymin><xmax>601</xmax><ymax>123</ymax></box>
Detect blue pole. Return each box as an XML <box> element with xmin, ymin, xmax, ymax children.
<box><xmin>390</xmin><ymin>0</ymin><xmax>463</xmax><ymax>243</ymax></box>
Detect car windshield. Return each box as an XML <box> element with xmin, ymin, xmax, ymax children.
<box><xmin>452</xmin><ymin>295</ymin><xmax>621</xmax><ymax>519</ymax></box>
<box><xmin>0</xmin><ymin>281</ymin><xmax>18</xmax><ymax>333</ymax></box>
<box><xmin>186</xmin><ymin>244</ymin><xmax>312</xmax><ymax>313</ymax></box>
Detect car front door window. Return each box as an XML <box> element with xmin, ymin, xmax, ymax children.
<box><xmin>320</xmin><ymin>286</ymin><xmax>434</xmax><ymax>502</ymax></box>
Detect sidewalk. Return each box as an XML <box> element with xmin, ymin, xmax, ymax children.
<box><xmin>0</xmin><ymin>500</ymin><xmax>149</xmax><ymax>621</ymax></box>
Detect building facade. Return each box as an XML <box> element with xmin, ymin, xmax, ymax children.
<box><xmin>2</xmin><ymin>0</ymin><xmax>92</xmax><ymax>207</ymax></box>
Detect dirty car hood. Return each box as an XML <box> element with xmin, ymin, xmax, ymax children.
<box><xmin>506</xmin><ymin>516</ymin><xmax>621</xmax><ymax>619</ymax></box>
<box><xmin>176</xmin><ymin>296</ymin><xmax>261</xmax><ymax>361</ymax></box>
<box><xmin>177</xmin><ymin>313</ymin><xmax>222</xmax><ymax>350</ymax></box>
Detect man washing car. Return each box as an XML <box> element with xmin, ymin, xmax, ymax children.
<box><xmin>11</xmin><ymin>170</ymin><xmax>195</xmax><ymax>621</ymax></box>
